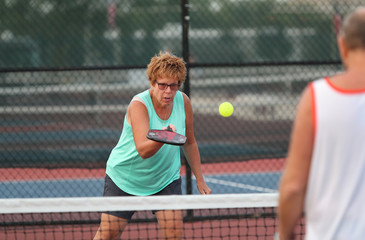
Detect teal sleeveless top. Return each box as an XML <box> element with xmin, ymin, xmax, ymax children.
<box><xmin>106</xmin><ymin>90</ymin><xmax>185</xmax><ymax>195</ymax></box>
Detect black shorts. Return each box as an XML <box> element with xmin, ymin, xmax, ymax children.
<box><xmin>102</xmin><ymin>174</ymin><xmax>182</xmax><ymax>220</ymax></box>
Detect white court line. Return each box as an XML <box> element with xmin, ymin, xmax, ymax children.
<box><xmin>203</xmin><ymin>176</ymin><xmax>277</xmax><ymax>193</ymax></box>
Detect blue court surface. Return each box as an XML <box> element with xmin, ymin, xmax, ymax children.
<box><xmin>0</xmin><ymin>171</ymin><xmax>281</xmax><ymax>198</ymax></box>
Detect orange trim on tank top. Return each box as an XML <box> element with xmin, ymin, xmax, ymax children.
<box><xmin>325</xmin><ymin>76</ymin><xmax>365</xmax><ymax>94</ymax></box>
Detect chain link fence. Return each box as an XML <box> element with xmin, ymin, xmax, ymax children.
<box><xmin>0</xmin><ymin>0</ymin><xmax>360</xmax><ymax>197</ymax></box>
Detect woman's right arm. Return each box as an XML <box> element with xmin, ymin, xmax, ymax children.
<box><xmin>127</xmin><ymin>100</ymin><xmax>164</xmax><ymax>159</ymax></box>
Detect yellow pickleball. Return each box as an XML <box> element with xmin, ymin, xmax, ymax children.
<box><xmin>219</xmin><ymin>102</ymin><xmax>234</xmax><ymax>117</ymax></box>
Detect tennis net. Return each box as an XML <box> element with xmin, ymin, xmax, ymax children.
<box><xmin>0</xmin><ymin>193</ymin><xmax>304</xmax><ymax>239</ymax></box>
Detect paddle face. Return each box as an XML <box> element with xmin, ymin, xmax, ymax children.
<box><xmin>147</xmin><ymin>129</ymin><xmax>187</xmax><ymax>145</ymax></box>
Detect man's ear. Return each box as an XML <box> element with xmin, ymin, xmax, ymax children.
<box><xmin>337</xmin><ymin>36</ymin><xmax>348</xmax><ymax>68</ymax></box>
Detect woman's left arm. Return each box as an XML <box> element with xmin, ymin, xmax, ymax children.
<box><xmin>181</xmin><ymin>93</ymin><xmax>212</xmax><ymax>194</ymax></box>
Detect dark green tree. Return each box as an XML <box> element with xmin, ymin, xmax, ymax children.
<box><xmin>115</xmin><ymin>0</ymin><xmax>180</xmax><ymax>66</ymax></box>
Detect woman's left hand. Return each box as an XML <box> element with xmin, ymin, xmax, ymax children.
<box><xmin>197</xmin><ymin>180</ymin><xmax>212</xmax><ymax>195</ymax></box>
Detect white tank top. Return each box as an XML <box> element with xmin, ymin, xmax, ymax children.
<box><xmin>305</xmin><ymin>77</ymin><xmax>365</xmax><ymax>240</ymax></box>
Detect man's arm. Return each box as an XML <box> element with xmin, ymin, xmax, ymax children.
<box><xmin>278</xmin><ymin>85</ymin><xmax>314</xmax><ymax>240</ymax></box>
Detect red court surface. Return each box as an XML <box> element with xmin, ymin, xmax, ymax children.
<box><xmin>0</xmin><ymin>159</ymin><xmax>284</xmax><ymax>181</ymax></box>
<box><xmin>0</xmin><ymin>216</ymin><xmax>304</xmax><ymax>240</ymax></box>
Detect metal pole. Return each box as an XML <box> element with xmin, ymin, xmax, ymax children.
<box><xmin>182</xmin><ymin>0</ymin><xmax>190</xmax><ymax>97</ymax></box>
<box><xmin>181</xmin><ymin>0</ymin><xmax>192</xmax><ymax>198</ymax></box>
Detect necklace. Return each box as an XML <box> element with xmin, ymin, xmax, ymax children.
<box><xmin>159</xmin><ymin>106</ymin><xmax>172</xmax><ymax>126</ymax></box>
<box><xmin>150</xmin><ymin>90</ymin><xmax>172</xmax><ymax>126</ymax></box>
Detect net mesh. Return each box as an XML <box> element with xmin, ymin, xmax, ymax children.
<box><xmin>0</xmin><ymin>194</ymin><xmax>305</xmax><ymax>240</ymax></box>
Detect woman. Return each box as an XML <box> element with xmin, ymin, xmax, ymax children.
<box><xmin>94</xmin><ymin>52</ymin><xmax>211</xmax><ymax>240</ymax></box>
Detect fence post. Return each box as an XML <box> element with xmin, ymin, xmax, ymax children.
<box><xmin>181</xmin><ymin>0</ymin><xmax>192</xmax><ymax>199</ymax></box>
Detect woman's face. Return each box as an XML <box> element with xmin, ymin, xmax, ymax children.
<box><xmin>150</xmin><ymin>76</ymin><xmax>180</xmax><ymax>108</ymax></box>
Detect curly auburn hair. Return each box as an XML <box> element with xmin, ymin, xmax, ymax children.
<box><xmin>146</xmin><ymin>51</ymin><xmax>187</xmax><ymax>85</ymax></box>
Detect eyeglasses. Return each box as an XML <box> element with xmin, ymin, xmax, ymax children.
<box><xmin>155</xmin><ymin>81</ymin><xmax>180</xmax><ymax>91</ymax></box>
